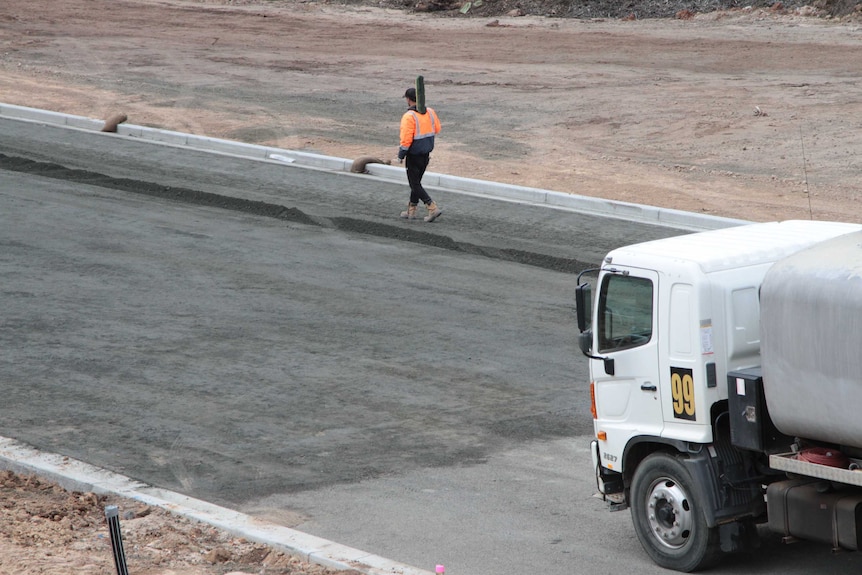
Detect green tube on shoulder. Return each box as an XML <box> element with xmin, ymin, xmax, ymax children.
<box><xmin>416</xmin><ymin>75</ymin><xmax>426</xmax><ymax>114</ymax></box>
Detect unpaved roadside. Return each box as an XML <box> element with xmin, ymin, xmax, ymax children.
<box><xmin>0</xmin><ymin>470</ymin><xmax>358</xmax><ymax>575</ymax></box>
<box><xmin>1</xmin><ymin>0</ymin><xmax>861</xmax><ymax>223</ymax></box>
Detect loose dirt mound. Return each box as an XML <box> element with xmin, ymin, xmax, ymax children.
<box><xmin>331</xmin><ymin>0</ymin><xmax>859</xmax><ymax>18</ymax></box>
<box><xmin>0</xmin><ymin>470</ymin><xmax>359</xmax><ymax>575</ymax></box>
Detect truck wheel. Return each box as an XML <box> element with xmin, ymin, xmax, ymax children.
<box><xmin>630</xmin><ymin>452</ymin><xmax>721</xmax><ymax>572</ymax></box>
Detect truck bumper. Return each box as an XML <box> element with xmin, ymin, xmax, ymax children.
<box><xmin>591</xmin><ymin>440</ymin><xmax>625</xmax><ymax>500</ymax></box>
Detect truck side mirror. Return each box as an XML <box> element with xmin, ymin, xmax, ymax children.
<box><xmin>603</xmin><ymin>357</ymin><xmax>615</xmax><ymax>376</ymax></box>
<box><xmin>578</xmin><ymin>330</ymin><xmax>592</xmax><ymax>355</ymax></box>
<box><xmin>576</xmin><ymin>282</ymin><xmax>591</xmax><ymax>333</ymax></box>
<box><xmin>578</xmin><ymin>331</ymin><xmax>616</xmax><ymax>375</ymax></box>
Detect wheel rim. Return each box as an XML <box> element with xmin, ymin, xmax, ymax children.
<box><xmin>645</xmin><ymin>476</ymin><xmax>694</xmax><ymax>549</ymax></box>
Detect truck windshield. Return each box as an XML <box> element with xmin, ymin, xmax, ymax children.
<box><xmin>597</xmin><ymin>274</ymin><xmax>653</xmax><ymax>353</ymax></box>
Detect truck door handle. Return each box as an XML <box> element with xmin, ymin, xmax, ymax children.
<box><xmin>641</xmin><ymin>383</ymin><xmax>657</xmax><ymax>392</ymax></box>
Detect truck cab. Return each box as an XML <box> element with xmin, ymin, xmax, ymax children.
<box><xmin>576</xmin><ymin>220</ymin><xmax>862</xmax><ymax>572</ymax></box>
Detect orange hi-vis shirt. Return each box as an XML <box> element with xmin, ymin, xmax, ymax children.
<box><xmin>399</xmin><ymin>106</ymin><xmax>441</xmax><ymax>157</ymax></box>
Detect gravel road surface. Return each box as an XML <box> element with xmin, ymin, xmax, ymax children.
<box><xmin>3</xmin><ymin>119</ymin><xmax>862</xmax><ymax>575</ymax></box>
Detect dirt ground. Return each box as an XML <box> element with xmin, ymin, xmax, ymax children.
<box><xmin>2</xmin><ymin>0</ymin><xmax>862</xmax><ymax>225</ymax></box>
<box><xmin>0</xmin><ymin>470</ymin><xmax>361</xmax><ymax>575</ymax></box>
<box><xmin>2</xmin><ymin>0</ymin><xmax>862</xmax><ymax>571</ymax></box>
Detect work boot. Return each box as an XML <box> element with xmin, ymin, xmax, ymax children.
<box><xmin>400</xmin><ymin>203</ymin><xmax>418</xmax><ymax>220</ymax></box>
<box><xmin>424</xmin><ymin>201</ymin><xmax>442</xmax><ymax>222</ymax></box>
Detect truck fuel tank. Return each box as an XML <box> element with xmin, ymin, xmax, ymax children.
<box><xmin>768</xmin><ymin>479</ymin><xmax>862</xmax><ymax>550</ymax></box>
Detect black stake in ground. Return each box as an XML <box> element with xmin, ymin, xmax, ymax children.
<box><xmin>105</xmin><ymin>505</ymin><xmax>130</xmax><ymax>575</ymax></box>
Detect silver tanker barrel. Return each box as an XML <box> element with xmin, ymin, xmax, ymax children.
<box><xmin>760</xmin><ymin>230</ymin><xmax>862</xmax><ymax>449</ymax></box>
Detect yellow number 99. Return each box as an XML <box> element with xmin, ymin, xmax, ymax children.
<box><xmin>670</xmin><ymin>369</ymin><xmax>696</xmax><ymax>420</ymax></box>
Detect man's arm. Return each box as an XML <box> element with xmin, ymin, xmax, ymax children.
<box><xmin>398</xmin><ymin>112</ymin><xmax>415</xmax><ymax>160</ymax></box>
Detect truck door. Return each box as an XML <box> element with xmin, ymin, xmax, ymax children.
<box><xmin>592</xmin><ymin>269</ymin><xmax>663</xmax><ymax>466</ymax></box>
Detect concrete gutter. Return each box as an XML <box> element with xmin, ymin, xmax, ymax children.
<box><xmin>0</xmin><ymin>102</ymin><xmax>749</xmax><ymax>232</ymax></box>
<box><xmin>0</xmin><ymin>436</ymin><xmax>432</xmax><ymax>575</ymax></box>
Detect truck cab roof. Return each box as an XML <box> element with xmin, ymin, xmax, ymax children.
<box><xmin>605</xmin><ymin>220</ymin><xmax>862</xmax><ymax>274</ymax></box>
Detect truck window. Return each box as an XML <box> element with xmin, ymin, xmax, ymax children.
<box><xmin>597</xmin><ymin>274</ymin><xmax>653</xmax><ymax>353</ymax></box>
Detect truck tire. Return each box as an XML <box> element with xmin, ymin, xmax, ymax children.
<box><xmin>630</xmin><ymin>452</ymin><xmax>721</xmax><ymax>572</ymax></box>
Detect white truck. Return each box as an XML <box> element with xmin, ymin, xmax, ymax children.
<box><xmin>575</xmin><ymin>219</ymin><xmax>862</xmax><ymax>572</ymax></box>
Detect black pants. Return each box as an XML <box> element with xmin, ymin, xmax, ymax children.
<box><xmin>406</xmin><ymin>153</ymin><xmax>432</xmax><ymax>205</ymax></box>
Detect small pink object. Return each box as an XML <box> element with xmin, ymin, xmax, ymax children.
<box><xmin>436</xmin><ymin>566</ymin><xmax>445</xmax><ymax>574</ymax></box>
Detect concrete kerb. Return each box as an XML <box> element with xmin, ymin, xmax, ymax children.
<box><xmin>0</xmin><ymin>436</ymin><xmax>432</xmax><ymax>575</ymax></box>
<box><xmin>0</xmin><ymin>102</ymin><xmax>749</xmax><ymax>232</ymax></box>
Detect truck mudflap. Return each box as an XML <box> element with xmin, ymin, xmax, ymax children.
<box><xmin>679</xmin><ymin>440</ymin><xmax>765</xmax><ymax>528</ymax></box>
<box><xmin>767</xmin><ymin>479</ymin><xmax>862</xmax><ymax>550</ymax></box>
<box><xmin>669</xmin><ymin>447</ymin><xmax>764</xmax><ymax>553</ymax></box>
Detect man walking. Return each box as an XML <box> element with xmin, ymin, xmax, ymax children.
<box><xmin>398</xmin><ymin>87</ymin><xmax>442</xmax><ymax>222</ymax></box>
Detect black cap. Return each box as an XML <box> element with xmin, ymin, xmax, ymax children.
<box><xmin>404</xmin><ymin>87</ymin><xmax>416</xmax><ymax>100</ymax></box>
